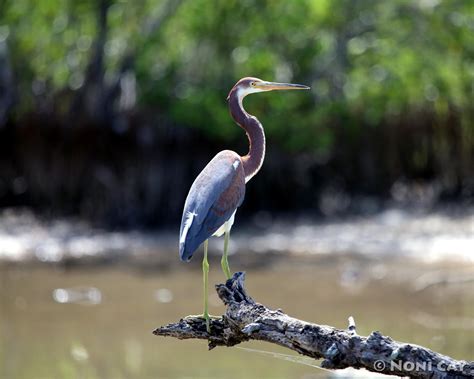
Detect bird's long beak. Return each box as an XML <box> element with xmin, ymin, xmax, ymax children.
<box><xmin>256</xmin><ymin>81</ymin><xmax>310</xmax><ymax>91</ymax></box>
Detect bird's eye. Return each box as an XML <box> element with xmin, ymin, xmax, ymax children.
<box><xmin>251</xmin><ymin>82</ymin><xmax>256</xmax><ymax>87</ymax></box>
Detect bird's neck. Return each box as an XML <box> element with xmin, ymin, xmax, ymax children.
<box><xmin>228</xmin><ymin>90</ymin><xmax>266</xmax><ymax>183</ymax></box>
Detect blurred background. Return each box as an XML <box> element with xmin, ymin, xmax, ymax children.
<box><xmin>0</xmin><ymin>0</ymin><xmax>473</xmax><ymax>378</ymax></box>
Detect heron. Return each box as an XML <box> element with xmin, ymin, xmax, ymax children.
<box><xmin>179</xmin><ymin>77</ymin><xmax>310</xmax><ymax>331</ymax></box>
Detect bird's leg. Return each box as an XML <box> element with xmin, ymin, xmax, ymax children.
<box><xmin>184</xmin><ymin>240</ymin><xmax>217</xmax><ymax>329</ymax></box>
<box><xmin>221</xmin><ymin>229</ymin><xmax>232</xmax><ymax>279</ymax></box>
<box><xmin>202</xmin><ymin>239</ymin><xmax>210</xmax><ymax>332</ymax></box>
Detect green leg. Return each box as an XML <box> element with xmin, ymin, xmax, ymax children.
<box><xmin>202</xmin><ymin>239</ymin><xmax>210</xmax><ymax>332</ymax></box>
<box><xmin>221</xmin><ymin>229</ymin><xmax>232</xmax><ymax>280</ymax></box>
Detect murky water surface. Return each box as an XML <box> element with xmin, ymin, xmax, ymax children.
<box><xmin>1</xmin><ymin>257</ymin><xmax>473</xmax><ymax>379</ymax></box>
<box><xmin>0</xmin><ymin>207</ymin><xmax>472</xmax><ymax>264</ymax></box>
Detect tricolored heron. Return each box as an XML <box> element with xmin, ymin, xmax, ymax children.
<box><xmin>179</xmin><ymin>77</ymin><xmax>310</xmax><ymax>331</ymax></box>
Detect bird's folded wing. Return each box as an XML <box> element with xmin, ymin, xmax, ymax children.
<box><xmin>179</xmin><ymin>151</ymin><xmax>245</xmax><ymax>256</ymax></box>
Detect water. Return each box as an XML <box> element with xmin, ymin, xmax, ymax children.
<box><xmin>0</xmin><ymin>207</ymin><xmax>472</xmax><ymax>377</ymax></box>
<box><xmin>0</xmin><ymin>207</ymin><xmax>472</xmax><ymax>264</ymax></box>
<box><xmin>1</xmin><ymin>257</ymin><xmax>473</xmax><ymax>379</ymax></box>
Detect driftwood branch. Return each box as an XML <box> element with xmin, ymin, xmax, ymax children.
<box><xmin>154</xmin><ymin>272</ymin><xmax>474</xmax><ymax>379</ymax></box>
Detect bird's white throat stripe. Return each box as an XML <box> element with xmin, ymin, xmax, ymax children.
<box><xmin>180</xmin><ymin>211</ymin><xmax>197</xmax><ymax>244</ymax></box>
<box><xmin>235</xmin><ymin>87</ymin><xmax>266</xmax><ymax>183</ymax></box>
<box><xmin>236</xmin><ymin>87</ymin><xmax>262</xmax><ymax>103</ymax></box>
<box><xmin>244</xmin><ymin>117</ymin><xmax>265</xmax><ymax>183</ymax></box>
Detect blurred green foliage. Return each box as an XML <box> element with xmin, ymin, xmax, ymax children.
<box><xmin>2</xmin><ymin>0</ymin><xmax>473</xmax><ymax>147</ymax></box>
<box><xmin>0</xmin><ymin>0</ymin><xmax>473</xmax><ymax>215</ymax></box>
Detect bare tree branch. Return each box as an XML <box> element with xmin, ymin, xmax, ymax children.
<box><xmin>68</xmin><ymin>0</ymin><xmax>111</xmax><ymax>123</ymax></box>
<box><xmin>69</xmin><ymin>0</ymin><xmax>183</xmax><ymax>123</ymax></box>
<box><xmin>0</xmin><ymin>39</ymin><xmax>15</xmax><ymax>126</ymax></box>
<box><xmin>154</xmin><ymin>272</ymin><xmax>474</xmax><ymax>379</ymax></box>
<box><xmin>104</xmin><ymin>0</ymin><xmax>183</xmax><ymax>112</ymax></box>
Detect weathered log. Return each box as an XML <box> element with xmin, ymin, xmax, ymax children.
<box><xmin>154</xmin><ymin>272</ymin><xmax>474</xmax><ymax>379</ymax></box>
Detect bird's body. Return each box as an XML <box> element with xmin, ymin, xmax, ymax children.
<box><xmin>179</xmin><ymin>150</ymin><xmax>245</xmax><ymax>261</ymax></box>
<box><xmin>178</xmin><ymin>77</ymin><xmax>309</xmax><ymax>331</ymax></box>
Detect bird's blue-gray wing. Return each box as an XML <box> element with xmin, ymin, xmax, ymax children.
<box><xmin>179</xmin><ymin>151</ymin><xmax>245</xmax><ymax>261</ymax></box>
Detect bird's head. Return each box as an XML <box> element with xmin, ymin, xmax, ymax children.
<box><xmin>227</xmin><ymin>77</ymin><xmax>310</xmax><ymax>100</ymax></box>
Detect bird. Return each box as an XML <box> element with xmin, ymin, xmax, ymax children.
<box><xmin>179</xmin><ymin>77</ymin><xmax>310</xmax><ymax>331</ymax></box>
